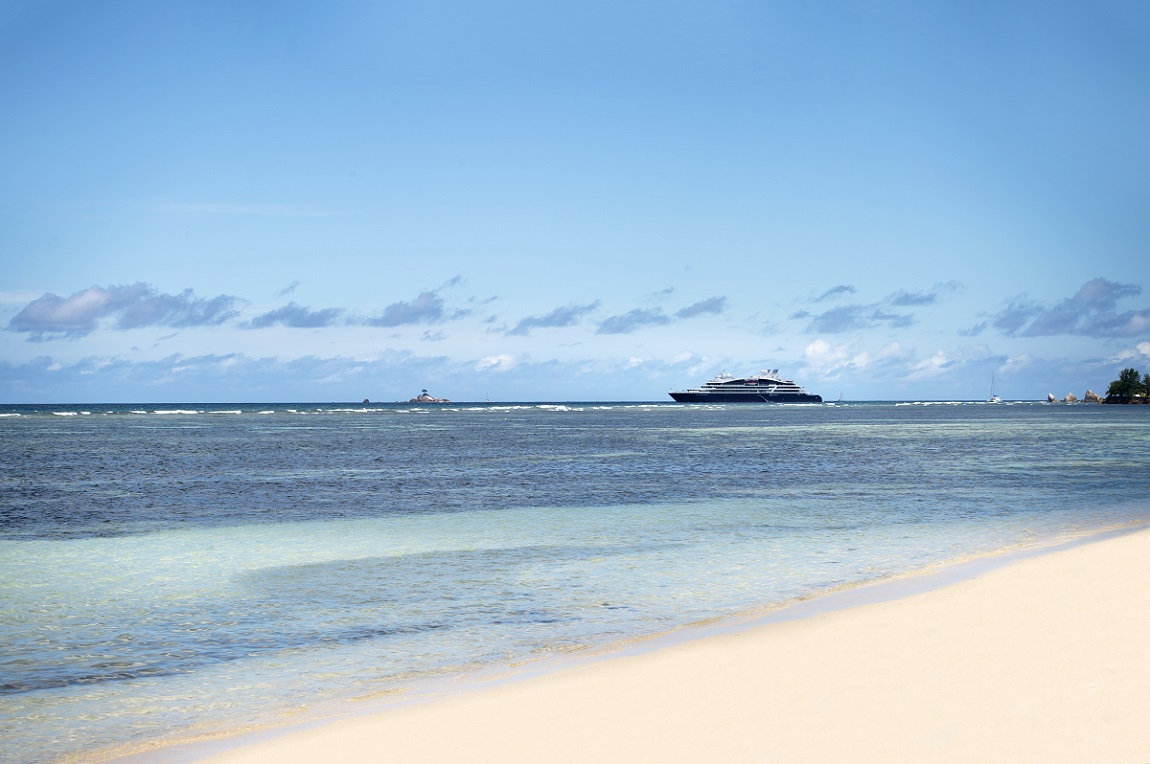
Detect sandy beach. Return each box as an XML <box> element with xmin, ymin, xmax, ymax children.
<box><xmin>190</xmin><ymin>527</ymin><xmax>1150</xmax><ymax>764</ymax></box>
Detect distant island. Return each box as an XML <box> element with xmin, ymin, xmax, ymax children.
<box><xmin>1103</xmin><ymin>367</ymin><xmax>1149</xmax><ymax>404</ymax></box>
<box><xmin>409</xmin><ymin>389</ymin><xmax>450</xmax><ymax>403</ymax></box>
<box><xmin>1044</xmin><ymin>367</ymin><xmax>1146</xmax><ymax>404</ymax></box>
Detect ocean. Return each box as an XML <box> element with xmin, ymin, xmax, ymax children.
<box><xmin>2</xmin><ymin>400</ymin><xmax>1148</xmax><ymax>763</ymax></box>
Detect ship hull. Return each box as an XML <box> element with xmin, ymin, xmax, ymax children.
<box><xmin>669</xmin><ymin>391</ymin><xmax>823</xmax><ymax>403</ymax></box>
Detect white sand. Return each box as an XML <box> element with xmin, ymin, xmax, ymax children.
<box><xmin>196</xmin><ymin>528</ymin><xmax>1150</xmax><ymax>763</ymax></box>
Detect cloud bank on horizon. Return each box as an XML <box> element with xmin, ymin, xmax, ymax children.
<box><xmin>1</xmin><ymin>2</ymin><xmax>1148</xmax><ymax>402</ymax></box>
<box><xmin>3</xmin><ymin>276</ymin><xmax>1148</xmax><ymax>401</ymax></box>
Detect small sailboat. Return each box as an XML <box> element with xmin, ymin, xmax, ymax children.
<box><xmin>987</xmin><ymin>375</ymin><xmax>1002</xmax><ymax>404</ymax></box>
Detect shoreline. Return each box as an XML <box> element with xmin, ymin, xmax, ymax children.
<box><xmin>116</xmin><ymin>523</ymin><xmax>1150</xmax><ymax>764</ymax></box>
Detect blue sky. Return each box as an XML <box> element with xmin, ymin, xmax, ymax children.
<box><xmin>2</xmin><ymin>0</ymin><xmax>1149</xmax><ymax>402</ymax></box>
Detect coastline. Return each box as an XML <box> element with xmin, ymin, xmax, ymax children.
<box><xmin>132</xmin><ymin>524</ymin><xmax>1150</xmax><ymax>764</ymax></box>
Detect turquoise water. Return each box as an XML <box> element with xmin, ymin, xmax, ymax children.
<box><xmin>1</xmin><ymin>401</ymin><xmax>1148</xmax><ymax>762</ymax></box>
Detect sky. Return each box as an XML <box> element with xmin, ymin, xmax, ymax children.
<box><xmin>2</xmin><ymin>0</ymin><xmax>1149</xmax><ymax>402</ymax></box>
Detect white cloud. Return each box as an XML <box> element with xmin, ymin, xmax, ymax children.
<box><xmin>508</xmin><ymin>302</ymin><xmax>600</xmax><ymax>336</ymax></box>
<box><xmin>875</xmin><ymin>341</ymin><xmax>908</xmax><ymax>362</ymax></box>
<box><xmin>908</xmin><ymin>351</ymin><xmax>951</xmax><ymax>379</ymax></box>
<box><xmin>665</xmin><ymin>352</ymin><xmax>721</xmax><ymax>378</ymax></box>
<box><xmin>1000</xmin><ymin>354</ymin><xmax>1037</xmax><ymax>373</ymax></box>
<box><xmin>8</xmin><ymin>284</ymin><xmax>243</xmax><ymax>339</ymax></box>
<box><xmin>803</xmin><ymin>338</ymin><xmax>872</xmax><ymax>375</ymax></box>
<box><xmin>1107</xmin><ymin>341</ymin><xmax>1150</xmax><ymax>364</ymax></box>
<box><xmin>992</xmin><ymin>278</ymin><xmax>1149</xmax><ymax>338</ymax></box>
<box><xmin>475</xmin><ymin>354</ymin><xmax>517</xmax><ymax>372</ymax></box>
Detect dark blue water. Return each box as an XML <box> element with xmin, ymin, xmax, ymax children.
<box><xmin>2</xmin><ymin>401</ymin><xmax>1148</xmax><ymax>763</ymax></box>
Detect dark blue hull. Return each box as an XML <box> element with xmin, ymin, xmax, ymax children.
<box><xmin>669</xmin><ymin>392</ymin><xmax>823</xmax><ymax>403</ymax></box>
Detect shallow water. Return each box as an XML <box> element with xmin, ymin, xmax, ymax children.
<box><xmin>1</xmin><ymin>401</ymin><xmax>1148</xmax><ymax>763</ymax></box>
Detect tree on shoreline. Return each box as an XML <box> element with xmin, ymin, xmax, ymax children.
<box><xmin>1105</xmin><ymin>367</ymin><xmax>1150</xmax><ymax>404</ymax></box>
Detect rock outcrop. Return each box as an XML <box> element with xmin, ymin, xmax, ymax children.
<box><xmin>1047</xmin><ymin>393</ymin><xmax>1058</xmax><ymax>403</ymax></box>
<box><xmin>409</xmin><ymin>389</ymin><xmax>450</xmax><ymax>403</ymax></box>
<box><xmin>1083</xmin><ymin>389</ymin><xmax>1103</xmax><ymax>403</ymax></box>
<box><xmin>1064</xmin><ymin>393</ymin><xmax>1079</xmax><ymax>403</ymax></box>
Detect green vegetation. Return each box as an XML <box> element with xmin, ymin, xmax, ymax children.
<box><xmin>1105</xmin><ymin>367</ymin><xmax>1150</xmax><ymax>404</ymax></box>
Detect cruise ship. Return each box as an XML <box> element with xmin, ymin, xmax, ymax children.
<box><xmin>669</xmin><ymin>370</ymin><xmax>823</xmax><ymax>403</ymax></box>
